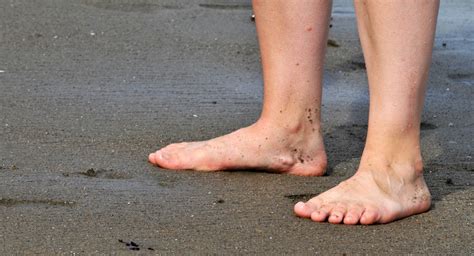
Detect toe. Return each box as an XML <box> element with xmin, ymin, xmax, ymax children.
<box><xmin>311</xmin><ymin>205</ymin><xmax>332</xmax><ymax>222</ymax></box>
<box><xmin>328</xmin><ymin>204</ymin><xmax>347</xmax><ymax>224</ymax></box>
<box><xmin>149</xmin><ymin>151</ymin><xmax>167</xmax><ymax>166</ymax></box>
<box><xmin>343</xmin><ymin>205</ymin><xmax>364</xmax><ymax>225</ymax></box>
<box><xmin>360</xmin><ymin>208</ymin><xmax>380</xmax><ymax>225</ymax></box>
<box><xmin>294</xmin><ymin>201</ymin><xmax>316</xmax><ymax>218</ymax></box>
<box><xmin>148</xmin><ymin>153</ymin><xmax>156</xmax><ymax>164</ymax></box>
<box><xmin>149</xmin><ymin>150</ymin><xmax>179</xmax><ymax>169</ymax></box>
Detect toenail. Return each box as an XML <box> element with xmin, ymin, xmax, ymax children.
<box><xmin>296</xmin><ymin>202</ymin><xmax>306</xmax><ymax>208</ymax></box>
<box><xmin>159</xmin><ymin>152</ymin><xmax>170</xmax><ymax>160</ymax></box>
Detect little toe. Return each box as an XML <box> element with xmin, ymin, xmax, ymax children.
<box><xmin>294</xmin><ymin>201</ymin><xmax>316</xmax><ymax>218</ymax></box>
<box><xmin>360</xmin><ymin>208</ymin><xmax>380</xmax><ymax>225</ymax></box>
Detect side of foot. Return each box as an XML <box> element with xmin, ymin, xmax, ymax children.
<box><xmin>294</xmin><ymin>158</ymin><xmax>431</xmax><ymax>224</ymax></box>
<box><xmin>149</xmin><ymin>121</ymin><xmax>327</xmax><ymax>176</ymax></box>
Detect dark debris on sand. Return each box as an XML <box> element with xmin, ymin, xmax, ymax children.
<box><xmin>118</xmin><ymin>239</ymin><xmax>148</xmax><ymax>251</ymax></box>
<box><xmin>327</xmin><ymin>39</ymin><xmax>340</xmax><ymax>47</ymax></box>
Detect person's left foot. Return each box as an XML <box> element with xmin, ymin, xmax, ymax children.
<box><xmin>148</xmin><ymin>120</ymin><xmax>327</xmax><ymax>176</ymax></box>
<box><xmin>294</xmin><ymin>155</ymin><xmax>431</xmax><ymax>224</ymax></box>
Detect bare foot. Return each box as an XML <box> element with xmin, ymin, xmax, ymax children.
<box><xmin>294</xmin><ymin>156</ymin><xmax>431</xmax><ymax>224</ymax></box>
<box><xmin>149</xmin><ymin>121</ymin><xmax>327</xmax><ymax>176</ymax></box>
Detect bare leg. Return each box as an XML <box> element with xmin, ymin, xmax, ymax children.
<box><xmin>149</xmin><ymin>0</ymin><xmax>332</xmax><ymax>176</ymax></box>
<box><xmin>295</xmin><ymin>0</ymin><xmax>439</xmax><ymax>224</ymax></box>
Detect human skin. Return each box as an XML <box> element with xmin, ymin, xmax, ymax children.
<box><xmin>149</xmin><ymin>0</ymin><xmax>332</xmax><ymax>176</ymax></box>
<box><xmin>150</xmin><ymin>0</ymin><xmax>440</xmax><ymax>225</ymax></box>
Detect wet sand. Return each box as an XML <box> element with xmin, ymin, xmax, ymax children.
<box><xmin>0</xmin><ymin>0</ymin><xmax>473</xmax><ymax>254</ymax></box>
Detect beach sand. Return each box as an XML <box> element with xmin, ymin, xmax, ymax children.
<box><xmin>0</xmin><ymin>0</ymin><xmax>472</xmax><ymax>254</ymax></box>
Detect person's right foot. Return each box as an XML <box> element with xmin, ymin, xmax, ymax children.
<box><xmin>294</xmin><ymin>146</ymin><xmax>432</xmax><ymax>224</ymax></box>
<box><xmin>149</xmin><ymin>121</ymin><xmax>327</xmax><ymax>176</ymax></box>
<box><xmin>295</xmin><ymin>170</ymin><xmax>431</xmax><ymax>224</ymax></box>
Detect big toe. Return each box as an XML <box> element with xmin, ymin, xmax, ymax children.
<box><xmin>294</xmin><ymin>202</ymin><xmax>315</xmax><ymax>218</ymax></box>
<box><xmin>149</xmin><ymin>150</ymin><xmax>176</xmax><ymax>168</ymax></box>
<box><xmin>148</xmin><ymin>153</ymin><xmax>157</xmax><ymax>164</ymax></box>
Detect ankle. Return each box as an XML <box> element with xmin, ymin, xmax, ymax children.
<box><xmin>364</xmin><ymin>126</ymin><xmax>423</xmax><ymax>165</ymax></box>
<box><xmin>359</xmin><ymin>148</ymin><xmax>424</xmax><ymax>181</ymax></box>
<box><xmin>257</xmin><ymin>112</ymin><xmax>322</xmax><ymax>136</ymax></box>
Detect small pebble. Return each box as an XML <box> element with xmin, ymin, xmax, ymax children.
<box><xmin>327</xmin><ymin>39</ymin><xmax>340</xmax><ymax>47</ymax></box>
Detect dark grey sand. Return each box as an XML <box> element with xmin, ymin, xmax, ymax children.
<box><xmin>0</xmin><ymin>0</ymin><xmax>472</xmax><ymax>254</ymax></box>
